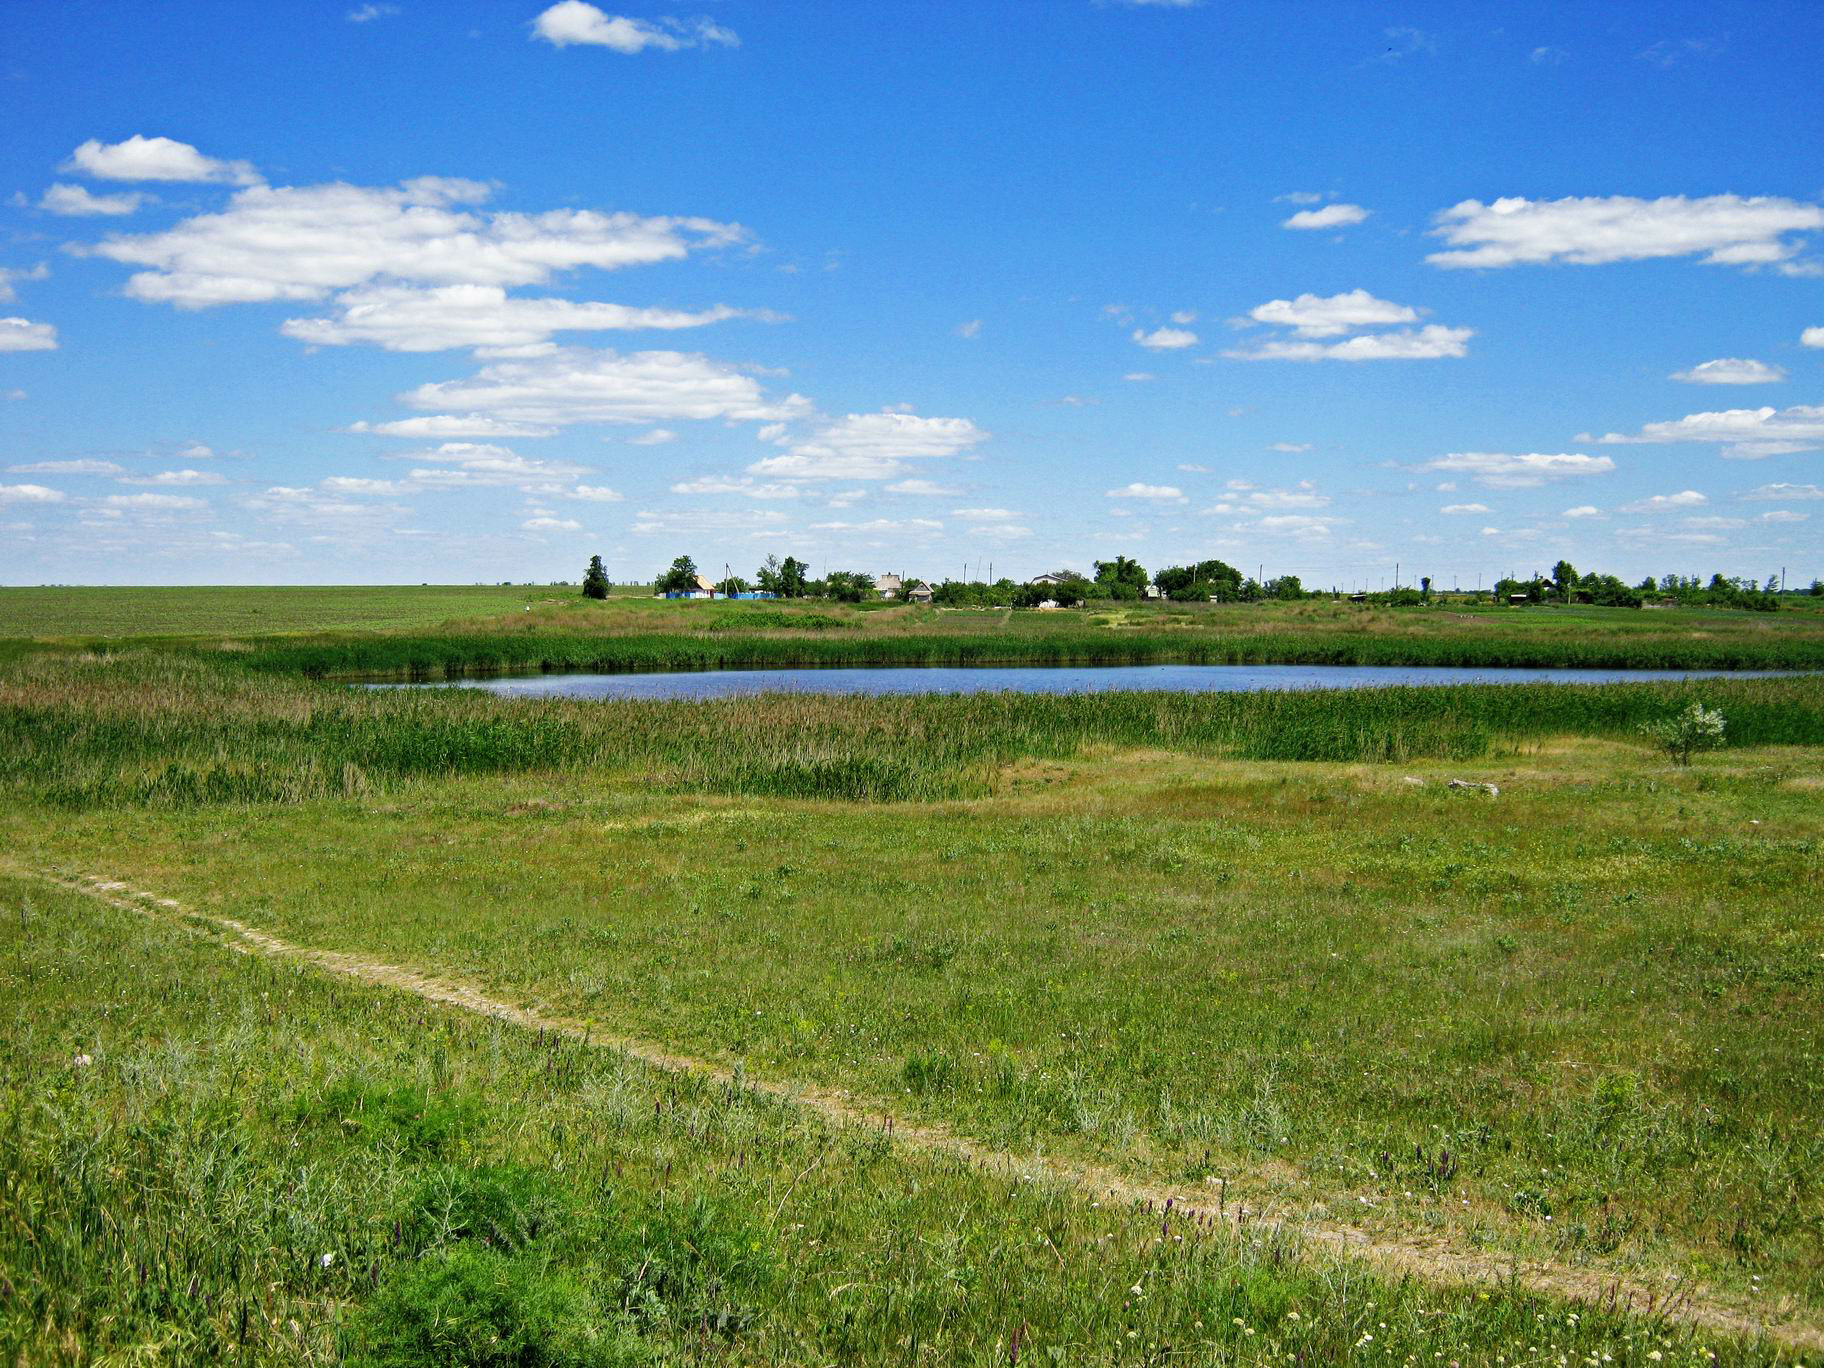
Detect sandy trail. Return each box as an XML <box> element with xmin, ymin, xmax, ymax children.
<box><xmin>19</xmin><ymin>862</ymin><xmax>1821</xmax><ymax>1354</ymax></box>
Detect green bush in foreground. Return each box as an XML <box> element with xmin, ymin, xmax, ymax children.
<box><xmin>348</xmin><ymin>1246</ymin><xmax>645</xmax><ymax>1368</ymax></box>
<box><xmin>1643</xmin><ymin>701</ymin><xmax>1728</xmax><ymax>765</ymax></box>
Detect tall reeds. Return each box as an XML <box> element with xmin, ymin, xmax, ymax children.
<box><xmin>5</xmin><ymin>651</ymin><xmax>1821</xmax><ymax>807</ymax></box>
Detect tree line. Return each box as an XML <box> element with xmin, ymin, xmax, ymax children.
<box><xmin>580</xmin><ymin>553</ymin><xmax>1817</xmax><ymax>611</ymax></box>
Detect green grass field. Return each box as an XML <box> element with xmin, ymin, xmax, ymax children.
<box><xmin>3</xmin><ymin>586</ymin><xmax>1823</xmax><ymax>1363</ymax></box>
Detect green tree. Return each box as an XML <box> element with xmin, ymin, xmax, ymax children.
<box><xmin>1093</xmin><ymin>556</ymin><xmax>1149</xmax><ymax>594</ymax></box>
<box><xmin>1641</xmin><ymin>703</ymin><xmax>1726</xmax><ymax>766</ymax></box>
<box><xmin>1552</xmin><ymin>560</ymin><xmax>1579</xmax><ymax>603</ymax></box>
<box><xmin>655</xmin><ymin>555</ymin><xmax>699</xmax><ymax>594</ymax></box>
<box><xmin>821</xmin><ymin>570</ymin><xmax>876</xmax><ymax>602</ymax></box>
<box><xmin>580</xmin><ymin>555</ymin><xmax>609</xmax><ymax>600</ymax></box>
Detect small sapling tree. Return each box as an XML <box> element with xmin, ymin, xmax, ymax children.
<box><xmin>1641</xmin><ymin>703</ymin><xmax>1726</xmax><ymax>766</ymax></box>
<box><xmin>581</xmin><ymin>555</ymin><xmax>609</xmax><ymax>600</ymax></box>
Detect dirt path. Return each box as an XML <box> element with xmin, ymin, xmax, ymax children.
<box><xmin>21</xmin><ymin>863</ymin><xmax>1823</xmax><ymax>1354</ymax></box>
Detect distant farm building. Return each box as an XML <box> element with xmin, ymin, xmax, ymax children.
<box><xmin>661</xmin><ymin>573</ymin><xmax>722</xmax><ymax>600</ymax></box>
<box><xmin>1028</xmin><ymin>572</ymin><xmax>1069</xmax><ymax>587</ymax></box>
<box><xmin>907</xmin><ymin>581</ymin><xmax>934</xmax><ymax>604</ymax></box>
<box><xmin>874</xmin><ymin>573</ymin><xmax>904</xmax><ymax>599</ymax></box>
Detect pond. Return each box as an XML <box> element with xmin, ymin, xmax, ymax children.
<box><xmin>371</xmin><ymin>663</ymin><xmax>1793</xmax><ymax>701</ymax></box>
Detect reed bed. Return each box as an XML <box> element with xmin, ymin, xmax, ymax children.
<box><xmin>5</xmin><ymin>651</ymin><xmax>1822</xmax><ymax>807</ymax></box>
<box><xmin>236</xmin><ymin>623</ymin><xmax>1824</xmax><ymax>678</ymax></box>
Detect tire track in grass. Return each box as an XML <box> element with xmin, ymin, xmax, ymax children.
<box><xmin>18</xmin><ymin>862</ymin><xmax>1822</xmax><ymax>1354</ymax></box>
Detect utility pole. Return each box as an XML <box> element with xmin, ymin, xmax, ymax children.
<box><xmin>1395</xmin><ymin>561</ymin><xmax>1400</xmax><ymax>590</ymax></box>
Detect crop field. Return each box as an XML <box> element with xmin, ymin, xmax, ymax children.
<box><xmin>2</xmin><ymin>589</ymin><xmax>1823</xmax><ymax>1364</ymax></box>
<box><xmin>0</xmin><ymin>583</ymin><xmax>612</xmax><ymax>639</ymax></box>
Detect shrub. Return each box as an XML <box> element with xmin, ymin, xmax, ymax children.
<box><xmin>1640</xmin><ymin>702</ymin><xmax>1726</xmax><ymax>765</ymax></box>
<box><xmin>401</xmin><ymin>1164</ymin><xmax>573</xmax><ymax>1255</ymax></box>
<box><xmin>345</xmin><ymin>1245</ymin><xmax>644</xmax><ymax>1368</ymax></box>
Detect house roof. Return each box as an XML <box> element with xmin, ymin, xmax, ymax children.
<box><xmin>692</xmin><ymin>573</ymin><xmax>718</xmax><ymax>593</ymax></box>
<box><xmin>874</xmin><ymin>573</ymin><xmax>903</xmax><ymax>590</ymax></box>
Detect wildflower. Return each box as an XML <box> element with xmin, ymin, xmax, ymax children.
<box><xmin>71</xmin><ymin>1053</ymin><xmax>93</xmax><ymax>1068</ymax></box>
<box><xmin>319</xmin><ymin>1252</ymin><xmax>335</xmax><ymax>1269</ymax></box>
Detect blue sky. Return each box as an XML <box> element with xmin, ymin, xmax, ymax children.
<box><xmin>2</xmin><ymin>0</ymin><xmax>1821</xmax><ymax>588</ymax></box>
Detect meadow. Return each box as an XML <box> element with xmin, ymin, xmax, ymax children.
<box><xmin>3</xmin><ymin>586</ymin><xmax>1823</xmax><ymax>1363</ymax></box>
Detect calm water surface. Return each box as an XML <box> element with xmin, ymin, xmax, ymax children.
<box><xmin>374</xmin><ymin>663</ymin><xmax>1792</xmax><ymax>701</ymax></box>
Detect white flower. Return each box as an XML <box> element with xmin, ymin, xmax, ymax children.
<box><xmin>319</xmin><ymin>1252</ymin><xmax>335</xmax><ymax>1269</ymax></box>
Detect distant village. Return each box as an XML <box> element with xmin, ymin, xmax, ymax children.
<box><xmin>578</xmin><ymin>553</ymin><xmax>1807</xmax><ymax>613</ymax></box>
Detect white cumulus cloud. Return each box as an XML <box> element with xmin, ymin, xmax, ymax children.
<box><xmin>0</xmin><ymin>318</ymin><xmax>57</xmax><ymax>351</ymax></box>
<box><xmin>1620</xmin><ymin>490</ymin><xmax>1707</xmax><ymax>513</ymax></box>
<box><xmin>1563</xmin><ymin>505</ymin><xmax>1602</xmax><ymax>518</ymax></box>
<box><xmin>39</xmin><ymin>183</ymin><xmax>145</xmax><ymax>216</ymax></box>
<box><xmin>66</xmin><ymin>135</ymin><xmax>259</xmax><ymax>185</ymax></box>
<box><xmin>1440</xmin><ymin>502</ymin><xmax>1490</xmax><ymax>514</ymax></box>
<box><xmin>1227</xmin><ymin>325</ymin><xmax>1471</xmax><ymax>362</ymax></box>
<box><xmin>1107</xmin><ymin>482</ymin><xmax>1185</xmax><ymax>501</ymax></box>
<box><xmin>1427</xmin><ymin>195</ymin><xmax>1824</xmax><ymax>270</ymax></box>
<box><xmin>748</xmin><ymin>410</ymin><xmax>987</xmax><ymax>482</ymax></box>
<box><xmin>101</xmin><ymin>492</ymin><xmax>206</xmax><ymax>511</ymax></box>
<box><xmin>403</xmin><ymin>348</ymin><xmax>810</xmax><ymax>429</ymax></box>
<box><xmin>1669</xmin><ymin>358</ymin><xmax>1786</xmax><ymax>385</ymax></box>
<box><xmin>531</xmin><ymin>3</ymin><xmax>737</xmax><ymax>53</ymax></box>
<box><xmin>118</xmin><ymin>469</ymin><xmax>226</xmax><ymax>487</ymax></box>
<box><xmin>281</xmin><ymin>284</ymin><xmax>757</xmax><ymax>352</ymax></box>
<box><xmin>671</xmin><ymin>476</ymin><xmax>800</xmax><ymax>499</ymax></box>
<box><xmin>86</xmin><ymin>178</ymin><xmax>742</xmax><ymax>309</ymax></box>
<box><xmin>389</xmin><ymin>442</ymin><xmax>591</xmax><ymax>490</ymax></box>
<box><xmin>1133</xmin><ymin>326</ymin><xmax>1198</xmax><ymax>350</ymax></box>
<box><xmin>1282</xmin><ymin>203</ymin><xmax>1369</xmax><ymax>230</ymax></box>
<box><xmin>1418</xmin><ymin>452</ymin><xmax>1615</xmax><ymax>488</ymax></box>
<box><xmin>1585</xmin><ymin>404</ymin><xmax>1824</xmax><ymax>459</ymax></box>
<box><xmin>7</xmin><ymin>459</ymin><xmax>123</xmax><ymax>476</ymax></box>
<box><xmin>347</xmin><ymin>415</ymin><xmax>557</xmax><ymax>439</ymax></box>
<box><xmin>1244</xmin><ymin>290</ymin><xmax>1417</xmax><ymax>337</ymax></box>
<box><xmin>1742</xmin><ymin>482</ymin><xmax>1824</xmax><ymax>501</ymax></box>
<box><xmin>0</xmin><ymin>483</ymin><xmax>65</xmax><ymax>503</ymax></box>
<box><xmin>1802</xmin><ymin>326</ymin><xmax>1824</xmax><ymax>348</ymax></box>
<box><xmin>1226</xmin><ymin>291</ymin><xmax>1468</xmax><ymax>362</ymax></box>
